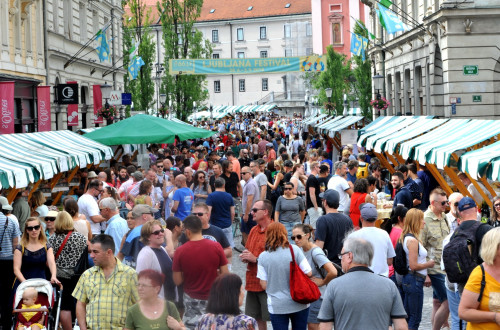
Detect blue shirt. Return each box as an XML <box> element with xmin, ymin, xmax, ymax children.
<box><xmin>393</xmin><ymin>186</ymin><xmax>413</xmax><ymax>210</ymax></box>
<box><xmin>173</xmin><ymin>187</ymin><xmax>194</xmax><ymax>220</ymax></box>
<box><xmin>120</xmin><ymin>225</ymin><xmax>144</xmax><ymax>268</ymax></box>
<box><xmin>104</xmin><ymin>214</ymin><xmax>129</xmax><ymax>256</ymax></box>
<box><xmin>206</xmin><ymin>191</ymin><xmax>234</xmax><ymax>229</ymax></box>
<box><xmin>347</xmin><ymin>172</ymin><xmax>357</xmax><ymax>184</ymax></box>
<box><xmin>321</xmin><ymin>159</ymin><xmax>333</xmax><ymax>174</ymax></box>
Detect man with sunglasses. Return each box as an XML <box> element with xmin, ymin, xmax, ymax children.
<box><xmin>240</xmin><ymin>166</ymin><xmax>260</xmax><ymax>247</ymax></box>
<box><xmin>78</xmin><ymin>179</ymin><xmax>107</xmax><ymax>236</ymax></box>
<box><xmin>421</xmin><ymin>187</ymin><xmax>451</xmax><ymax>330</ymax></box>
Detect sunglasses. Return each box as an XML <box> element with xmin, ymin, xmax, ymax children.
<box><xmin>251</xmin><ymin>208</ymin><xmax>264</xmax><ymax>213</ymax></box>
<box><xmin>284</xmin><ymin>187</ymin><xmax>292</xmax><ymax>190</ymax></box>
<box><xmin>198</xmin><ymin>176</ymin><xmax>205</xmax><ymax>179</ymax></box>
<box><xmin>494</xmin><ymin>204</ymin><xmax>500</xmax><ymax>208</ymax></box>
<box><xmin>157</xmin><ymin>165</ymin><xmax>164</xmax><ymax>168</ymax></box>
<box><xmin>26</xmin><ymin>225</ymin><xmax>41</xmax><ymax>231</ymax></box>
<box><xmin>241</xmin><ymin>172</ymin><xmax>250</xmax><ymax>175</ymax></box>
<box><xmin>192</xmin><ymin>212</ymin><xmax>205</xmax><ymax>217</ymax></box>
<box><xmin>291</xmin><ymin>234</ymin><xmax>304</xmax><ymax>240</ymax></box>
<box><xmin>151</xmin><ymin>228</ymin><xmax>165</xmax><ymax>236</ymax></box>
<box><xmin>438</xmin><ymin>200</ymin><xmax>449</xmax><ymax>206</ymax></box>
<box><xmin>45</xmin><ymin>217</ymin><xmax>56</xmax><ymax>222</ymax></box>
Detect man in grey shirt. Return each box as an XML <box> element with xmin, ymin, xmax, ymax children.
<box><xmin>241</xmin><ymin>166</ymin><xmax>260</xmax><ymax>247</ymax></box>
<box><xmin>251</xmin><ymin>160</ymin><xmax>268</xmax><ymax>201</ymax></box>
<box><xmin>318</xmin><ymin>237</ymin><xmax>407</xmax><ymax>330</ymax></box>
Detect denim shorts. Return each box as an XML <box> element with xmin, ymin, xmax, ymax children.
<box><xmin>428</xmin><ymin>273</ymin><xmax>448</xmax><ymax>302</ymax></box>
<box><xmin>307</xmin><ymin>298</ymin><xmax>323</xmax><ymax>323</ymax></box>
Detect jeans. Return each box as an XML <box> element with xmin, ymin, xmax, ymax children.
<box><xmin>270</xmin><ymin>307</ymin><xmax>309</xmax><ymax>330</ymax></box>
<box><xmin>221</xmin><ymin>226</ymin><xmax>234</xmax><ymax>248</ymax></box>
<box><xmin>402</xmin><ymin>273</ymin><xmax>425</xmax><ymax>329</ymax></box>
<box><xmin>446</xmin><ymin>287</ymin><xmax>465</xmax><ymax>330</ymax></box>
<box><xmin>281</xmin><ymin>221</ymin><xmax>300</xmax><ymax>243</ymax></box>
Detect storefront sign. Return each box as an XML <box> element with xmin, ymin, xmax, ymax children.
<box><xmin>93</xmin><ymin>85</ymin><xmax>103</xmax><ymax>124</ymax></box>
<box><xmin>463</xmin><ymin>65</ymin><xmax>478</xmax><ymax>75</ymax></box>
<box><xmin>122</xmin><ymin>93</ymin><xmax>132</xmax><ymax>105</ymax></box>
<box><xmin>109</xmin><ymin>91</ymin><xmax>122</xmax><ymax>105</ymax></box>
<box><xmin>341</xmin><ymin>130</ymin><xmax>358</xmax><ymax>145</ymax></box>
<box><xmin>37</xmin><ymin>86</ymin><xmax>51</xmax><ymax>132</ymax></box>
<box><xmin>66</xmin><ymin>81</ymin><xmax>79</xmax><ymax>126</ymax></box>
<box><xmin>56</xmin><ymin>84</ymin><xmax>79</xmax><ymax>104</ymax></box>
<box><xmin>0</xmin><ymin>81</ymin><xmax>15</xmax><ymax>134</ymax></box>
<box><xmin>473</xmin><ymin>95</ymin><xmax>482</xmax><ymax>102</ymax></box>
<box><xmin>169</xmin><ymin>55</ymin><xmax>327</xmax><ymax>75</ymax></box>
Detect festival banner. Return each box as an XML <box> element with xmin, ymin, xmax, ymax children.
<box><xmin>169</xmin><ymin>55</ymin><xmax>327</xmax><ymax>75</ymax></box>
<box><xmin>36</xmin><ymin>86</ymin><xmax>51</xmax><ymax>132</ymax></box>
<box><xmin>93</xmin><ymin>85</ymin><xmax>103</xmax><ymax>124</ymax></box>
<box><xmin>67</xmin><ymin>81</ymin><xmax>79</xmax><ymax>126</ymax></box>
<box><xmin>0</xmin><ymin>81</ymin><xmax>15</xmax><ymax>134</ymax></box>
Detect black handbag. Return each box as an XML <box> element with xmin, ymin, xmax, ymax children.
<box><xmin>72</xmin><ymin>247</ymin><xmax>90</xmax><ymax>278</ymax></box>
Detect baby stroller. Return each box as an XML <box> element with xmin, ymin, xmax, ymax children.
<box><xmin>11</xmin><ymin>279</ymin><xmax>62</xmax><ymax>330</ymax></box>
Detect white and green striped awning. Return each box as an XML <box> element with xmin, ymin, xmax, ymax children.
<box><xmin>358</xmin><ymin>116</ymin><xmax>408</xmax><ymax>147</ymax></box>
<box><xmin>326</xmin><ymin>116</ymin><xmax>365</xmax><ymax>137</ymax></box>
<box><xmin>316</xmin><ymin>116</ymin><xmax>341</xmax><ymax>130</ymax></box>
<box><xmin>364</xmin><ymin>117</ymin><xmax>420</xmax><ymax>151</ymax></box>
<box><xmin>459</xmin><ymin>141</ymin><xmax>500</xmax><ymax>181</ymax></box>
<box><xmin>0</xmin><ymin>130</ymin><xmax>113</xmax><ymax>189</ymax></box>
<box><xmin>303</xmin><ymin>114</ymin><xmax>329</xmax><ymax>127</ymax></box>
<box><xmin>346</xmin><ymin>108</ymin><xmax>362</xmax><ymax>116</ymax></box>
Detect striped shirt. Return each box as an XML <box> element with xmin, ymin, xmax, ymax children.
<box><xmin>0</xmin><ymin>212</ymin><xmax>21</xmax><ymax>260</ymax></box>
<box><xmin>72</xmin><ymin>259</ymin><xmax>139</xmax><ymax>329</ymax></box>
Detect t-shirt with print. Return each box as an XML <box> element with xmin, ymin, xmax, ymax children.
<box><xmin>206</xmin><ymin>191</ymin><xmax>234</xmax><ymax>229</ymax></box>
<box><xmin>178</xmin><ymin>225</ymin><xmax>230</xmax><ymax>250</ymax></box>
<box><xmin>305</xmin><ymin>247</ymin><xmax>331</xmax><ymax>296</ymax></box>
<box><xmin>464</xmin><ymin>266</ymin><xmax>500</xmax><ymax>330</ymax></box>
<box><xmin>172</xmin><ymin>187</ymin><xmax>194</xmax><ymax>220</ymax></box>
<box><xmin>257</xmin><ymin>245</ymin><xmax>311</xmax><ymax>314</ymax></box>
<box><xmin>172</xmin><ymin>239</ymin><xmax>227</xmax><ymax>300</ymax></box>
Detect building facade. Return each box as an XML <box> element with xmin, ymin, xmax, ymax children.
<box><xmin>312</xmin><ymin>0</ymin><xmax>370</xmax><ymax>57</ymax></box>
<box><xmin>366</xmin><ymin>0</ymin><xmax>500</xmax><ymax>118</ymax></box>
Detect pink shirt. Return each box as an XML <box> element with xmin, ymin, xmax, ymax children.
<box><xmin>389</xmin><ymin>226</ymin><xmax>403</xmax><ymax>277</ymax></box>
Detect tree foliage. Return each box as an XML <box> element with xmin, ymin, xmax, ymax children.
<box><xmin>158</xmin><ymin>0</ymin><xmax>212</xmax><ymax>121</ymax></box>
<box><xmin>351</xmin><ymin>21</ymin><xmax>373</xmax><ymax>119</ymax></box>
<box><xmin>123</xmin><ymin>0</ymin><xmax>156</xmax><ymax>115</ymax></box>
<box><xmin>313</xmin><ymin>46</ymin><xmax>351</xmax><ymax>116</ymax></box>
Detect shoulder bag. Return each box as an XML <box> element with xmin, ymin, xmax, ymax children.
<box><xmin>289</xmin><ymin>245</ymin><xmax>321</xmax><ymax>304</ymax></box>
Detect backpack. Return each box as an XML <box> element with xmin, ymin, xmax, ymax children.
<box><xmin>443</xmin><ymin>221</ymin><xmax>485</xmax><ymax>284</ymax></box>
<box><xmin>356</xmin><ymin>163</ymin><xmax>369</xmax><ymax>179</ymax></box>
<box><xmin>394</xmin><ymin>233</ymin><xmax>416</xmax><ymax>276</ymax></box>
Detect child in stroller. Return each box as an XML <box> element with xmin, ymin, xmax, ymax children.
<box><xmin>12</xmin><ymin>279</ymin><xmax>60</xmax><ymax>330</ymax></box>
<box><xmin>17</xmin><ymin>287</ymin><xmax>46</xmax><ymax>330</ymax></box>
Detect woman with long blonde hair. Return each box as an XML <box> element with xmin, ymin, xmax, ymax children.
<box><xmin>399</xmin><ymin>208</ymin><xmax>435</xmax><ymax>330</ymax></box>
<box><xmin>256</xmin><ymin>222</ymin><xmax>312</xmax><ymax>330</ymax></box>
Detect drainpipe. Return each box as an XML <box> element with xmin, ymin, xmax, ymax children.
<box><xmin>42</xmin><ymin>0</ymin><xmax>49</xmax><ymax>85</ymax></box>
<box><xmin>229</xmin><ymin>21</ymin><xmax>234</xmax><ymax>106</ymax></box>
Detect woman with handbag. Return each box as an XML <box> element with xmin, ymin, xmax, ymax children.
<box><xmin>292</xmin><ymin>224</ymin><xmax>338</xmax><ymax>330</ymax></box>
<box><xmin>48</xmin><ymin>211</ymin><xmax>87</xmax><ymax>330</ymax></box>
<box><xmin>275</xmin><ymin>182</ymin><xmax>305</xmax><ymax>241</ymax></box>
<box><xmin>256</xmin><ymin>222</ymin><xmax>313</xmax><ymax>330</ymax></box>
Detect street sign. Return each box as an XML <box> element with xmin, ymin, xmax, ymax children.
<box><xmin>473</xmin><ymin>95</ymin><xmax>482</xmax><ymax>102</ymax></box>
<box><xmin>109</xmin><ymin>91</ymin><xmax>122</xmax><ymax>105</ymax></box>
<box><xmin>463</xmin><ymin>65</ymin><xmax>478</xmax><ymax>75</ymax></box>
<box><xmin>122</xmin><ymin>93</ymin><xmax>132</xmax><ymax>105</ymax></box>
<box><xmin>450</xmin><ymin>97</ymin><xmax>457</xmax><ymax>104</ymax></box>
<box><xmin>451</xmin><ymin>104</ymin><xmax>456</xmax><ymax>115</ymax></box>
<box><xmin>457</xmin><ymin>97</ymin><xmax>461</xmax><ymax>104</ymax></box>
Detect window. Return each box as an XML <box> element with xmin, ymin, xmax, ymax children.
<box><xmin>284</xmin><ymin>24</ymin><xmax>291</xmax><ymax>38</ymax></box>
<box><xmin>247</xmin><ymin>6</ymin><xmax>253</xmax><ymax>11</ymax></box>
<box><xmin>285</xmin><ymin>3</ymin><xmax>291</xmax><ymax>8</ymax></box>
<box><xmin>237</xmin><ymin>28</ymin><xmax>244</xmax><ymax>41</ymax></box>
<box><xmin>237</xmin><ymin>52</ymin><xmax>245</xmax><ymax>58</ymax></box>
<box><xmin>260</xmin><ymin>26</ymin><xmax>267</xmax><ymax>40</ymax></box>
<box><xmin>262</xmin><ymin>78</ymin><xmax>268</xmax><ymax>91</ymax></box>
<box><xmin>332</xmin><ymin>22</ymin><xmax>342</xmax><ymax>44</ymax></box>
<box><xmin>330</xmin><ymin>4</ymin><xmax>342</xmax><ymax>12</ymax></box>
<box><xmin>212</xmin><ymin>30</ymin><xmax>219</xmax><ymax>43</ymax></box>
<box><xmin>306</xmin><ymin>48</ymin><xmax>313</xmax><ymax>55</ymax></box>
<box><xmin>212</xmin><ymin>53</ymin><xmax>219</xmax><ymax>59</ymax></box>
<box><xmin>214</xmin><ymin>81</ymin><xmax>221</xmax><ymax>93</ymax></box>
<box><xmin>210</xmin><ymin>9</ymin><xmax>215</xmax><ymax>13</ymax></box>
<box><xmin>306</xmin><ymin>22</ymin><xmax>312</xmax><ymax>36</ymax></box>
<box><xmin>79</xmin><ymin>2</ymin><xmax>87</xmax><ymax>42</ymax></box>
<box><xmin>260</xmin><ymin>50</ymin><xmax>268</xmax><ymax>58</ymax></box>
<box><xmin>285</xmin><ymin>49</ymin><xmax>292</xmax><ymax>57</ymax></box>
<box><xmin>177</xmin><ymin>33</ymin><xmax>183</xmax><ymax>45</ymax></box>
<box><xmin>239</xmin><ymin>79</ymin><xmax>245</xmax><ymax>92</ymax></box>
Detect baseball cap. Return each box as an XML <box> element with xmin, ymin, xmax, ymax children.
<box><xmin>0</xmin><ymin>196</ymin><xmax>13</xmax><ymax>211</ymax></box>
<box><xmin>266</xmin><ymin>143</ymin><xmax>273</xmax><ymax>148</ymax></box>
<box><xmin>132</xmin><ymin>204</ymin><xmax>158</xmax><ymax>218</ymax></box>
<box><xmin>360</xmin><ymin>203</ymin><xmax>378</xmax><ymax>221</ymax></box>
<box><xmin>131</xmin><ymin>171</ymin><xmax>144</xmax><ymax>180</ymax></box>
<box><xmin>44</xmin><ymin>210</ymin><xmax>59</xmax><ymax>218</ymax></box>
<box><xmin>458</xmin><ymin>197</ymin><xmax>476</xmax><ymax>212</ymax></box>
<box><xmin>87</xmin><ymin>171</ymin><xmax>98</xmax><ymax>179</ymax></box>
<box><xmin>319</xmin><ymin>189</ymin><xmax>339</xmax><ymax>206</ymax></box>
<box><xmin>283</xmin><ymin>160</ymin><xmax>294</xmax><ymax>168</ymax></box>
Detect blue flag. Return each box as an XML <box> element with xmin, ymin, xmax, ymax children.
<box><xmin>378</xmin><ymin>4</ymin><xmax>409</xmax><ymax>34</ymax></box>
<box><xmin>95</xmin><ymin>27</ymin><xmax>110</xmax><ymax>62</ymax></box>
<box><xmin>350</xmin><ymin>32</ymin><xmax>363</xmax><ymax>57</ymax></box>
<box><xmin>360</xmin><ymin>36</ymin><xmax>369</xmax><ymax>61</ymax></box>
<box><xmin>128</xmin><ymin>56</ymin><xmax>145</xmax><ymax>80</ymax></box>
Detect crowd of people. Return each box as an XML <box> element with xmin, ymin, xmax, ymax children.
<box><xmin>0</xmin><ymin>113</ymin><xmax>499</xmax><ymax>330</ymax></box>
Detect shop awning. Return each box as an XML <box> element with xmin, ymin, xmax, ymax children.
<box><xmin>364</xmin><ymin>117</ymin><xmax>421</xmax><ymax>151</ymax></box>
<box><xmin>85</xmin><ymin>114</ymin><xmax>215</xmax><ymax>145</ymax></box>
<box><xmin>346</xmin><ymin>108</ymin><xmax>362</xmax><ymax>116</ymax></box>
<box><xmin>326</xmin><ymin>116</ymin><xmax>365</xmax><ymax>137</ymax></box>
<box><xmin>358</xmin><ymin>116</ymin><xmax>407</xmax><ymax>147</ymax></box>
<box><xmin>0</xmin><ymin>130</ymin><xmax>113</xmax><ymax>189</ymax></box>
<box><xmin>459</xmin><ymin>141</ymin><xmax>500</xmax><ymax>180</ymax></box>
<box><xmin>315</xmin><ymin>116</ymin><xmax>340</xmax><ymax>130</ymax></box>
<box><xmin>303</xmin><ymin>113</ymin><xmax>328</xmax><ymax>126</ymax></box>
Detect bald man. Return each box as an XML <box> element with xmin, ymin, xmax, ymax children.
<box><xmin>171</xmin><ymin>174</ymin><xmax>194</xmax><ymax>220</ymax></box>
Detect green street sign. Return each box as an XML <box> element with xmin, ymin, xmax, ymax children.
<box><xmin>463</xmin><ymin>65</ymin><xmax>478</xmax><ymax>75</ymax></box>
<box><xmin>473</xmin><ymin>95</ymin><xmax>482</xmax><ymax>102</ymax></box>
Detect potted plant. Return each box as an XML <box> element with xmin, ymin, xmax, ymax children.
<box><xmin>158</xmin><ymin>106</ymin><xmax>169</xmax><ymax>118</ymax></box>
<box><xmin>370</xmin><ymin>97</ymin><xmax>391</xmax><ymax>112</ymax></box>
<box><xmin>97</xmin><ymin>105</ymin><xmax>118</xmax><ymax>124</ymax></box>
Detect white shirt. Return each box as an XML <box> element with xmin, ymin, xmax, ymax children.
<box><xmin>78</xmin><ymin>193</ymin><xmax>101</xmax><ymax>235</ymax></box>
<box><xmin>403</xmin><ymin>236</ymin><xmax>428</xmax><ymax>276</ymax></box>
<box><xmin>327</xmin><ymin>175</ymin><xmax>351</xmax><ymax>212</ymax></box>
<box><xmin>349</xmin><ymin>227</ymin><xmax>396</xmax><ymax>277</ymax></box>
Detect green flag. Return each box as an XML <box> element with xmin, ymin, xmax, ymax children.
<box><xmin>355</xmin><ymin>19</ymin><xmax>376</xmax><ymax>40</ymax></box>
<box><xmin>380</xmin><ymin>0</ymin><xmax>392</xmax><ymax>8</ymax></box>
<box><xmin>377</xmin><ymin>9</ymin><xmax>387</xmax><ymax>31</ymax></box>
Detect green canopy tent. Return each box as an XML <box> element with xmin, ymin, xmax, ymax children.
<box><xmin>84</xmin><ymin>114</ymin><xmax>215</xmax><ymax>145</ymax></box>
